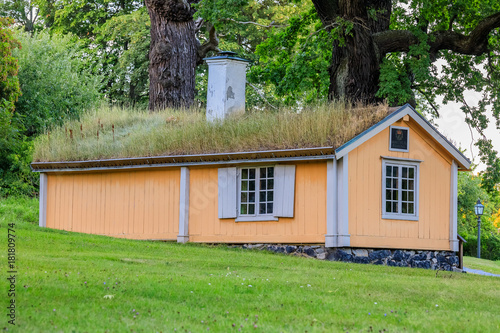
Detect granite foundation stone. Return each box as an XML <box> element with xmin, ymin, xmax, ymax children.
<box><xmin>235</xmin><ymin>244</ymin><xmax>459</xmax><ymax>271</ymax></box>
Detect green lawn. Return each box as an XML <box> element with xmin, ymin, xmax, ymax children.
<box><xmin>463</xmin><ymin>256</ymin><xmax>500</xmax><ymax>275</ymax></box>
<box><xmin>1</xmin><ymin>197</ymin><xmax>499</xmax><ymax>332</ymax></box>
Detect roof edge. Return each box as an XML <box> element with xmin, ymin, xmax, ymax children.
<box><xmin>335</xmin><ymin>104</ymin><xmax>472</xmax><ymax>170</ymax></box>
<box><xmin>31</xmin><ymin>147</ymin><xmax>336</xmax><ymax>173</ymax></box>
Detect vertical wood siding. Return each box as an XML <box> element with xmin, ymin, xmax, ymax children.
<box><xmin>46</xmin><ymin>169</ymin><xmax>180</xmax><ymax>240</ymax></box>
<box><xmin>189</xmin><ymin>162</ymin><xmax>327</xmax><ymax>243</ymax></box>
<box><xmin>348</xmin><ymin>119</ymin><xmax>453</xmax><ymax>250</ymax></box>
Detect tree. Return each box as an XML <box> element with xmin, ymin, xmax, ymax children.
<box><xmin>0</xmin><ymin>0</ymin><xmax>40</xmax><ymax>32</ymax></box>
<box><xmin>254</xmin><ymin>0</ymin><xmax>500</xmax><ymax>190</ymax></box>
<box><xmin>144</xmin><ymin>0</ymin><xmax>221</xmax><ymax>110</ymax></box>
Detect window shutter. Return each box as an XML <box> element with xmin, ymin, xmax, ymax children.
<box><xmin>274</xmin><ymin>165</ymin><xmax>296</xmax><ymax>217</ymax></box>
<box><xmin>218</xmin><ymin>167</ymin><xmax>238</xmax><ymax>218</ymax></box>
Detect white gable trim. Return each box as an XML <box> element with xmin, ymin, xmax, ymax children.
<box><xmin>335</xmin><ymin>104</ymin><xmax>471</xmax><ymax>170</ymax></box>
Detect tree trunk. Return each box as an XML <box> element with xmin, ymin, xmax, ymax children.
<box><xmin>313</xmin><ymin>0</ymin><xmax>391</xmax><ymax>104</ymax></box>
<box><xmin>145</xmin><ymin>0</ymin><xmax>198</xmax><ymax>111</ymax></box>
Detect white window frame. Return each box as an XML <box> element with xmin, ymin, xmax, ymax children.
<box><xmin>382</xmin><ymin>158</ymin><xmax>420</xmax><ymax>221</ymax></box>
<box><xmin>389</xmin><ymin>126</ymin><xmax>410</xmax><ymax>152</ymax></box>
<box><xmin>236</xmin><ymin>165</ymin><xmax>278</xmax><ymax>222</ymax></box>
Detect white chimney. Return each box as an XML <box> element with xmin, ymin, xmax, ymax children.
<box><xmin>205</xmin><ymin>51</ymin><xmax>249</xmax><ymax>122</ymax></box>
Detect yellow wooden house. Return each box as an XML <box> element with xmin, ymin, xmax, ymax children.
<box><xmin>32</xmin><ymin>104</ymin><xmax>470</xmax><ymax>253</ymax></box>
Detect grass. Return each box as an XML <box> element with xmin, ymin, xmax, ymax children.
<box><xmin>1</xmin><ymin>197</ymin><xmax>500</xmax><ymax>332</ymax></box>
<box><xmin>463</xmin><ymin>256</ymin><xmax>500</xmax><ymax>275</ymax></box>
<box><xmin>32</xmin><ymin>103</ymin><xmax>391</xmax><ymax>162</ymax></box>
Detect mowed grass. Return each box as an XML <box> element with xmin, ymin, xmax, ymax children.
<box><xmin>1</xmin><ymin>198</ymin><xmax>500</xmax><ymax>333</ymax></box>
<box><xmin>33</xmin><ymin>103</ymin><xmax>391</xmax><ymax>162</ymax></box>
<box><xmin>463</xmin><ymin>256</ymin><xmax>500</xmax><ymax>275</ymax></box>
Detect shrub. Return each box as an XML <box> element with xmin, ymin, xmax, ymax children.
<box><xmin>12</xmin><ymin>30</ymin><xmax>103</xmax><ymax>136</ymax></box>
<box><xmin>462</xmin><ymin>231</ymin><xmax>500</xmax><ymax>261</ymax></box>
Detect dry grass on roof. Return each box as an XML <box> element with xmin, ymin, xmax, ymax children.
<box><xmin>32</xmin><ymin>102</ymin><xmax>392</xmax><ymax>162</ymax></box>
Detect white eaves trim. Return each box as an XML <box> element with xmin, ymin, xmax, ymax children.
<box><xmin>334</xmin><ymin>104</ymin><xmax>471</xmax><ymax>170</ymax></box>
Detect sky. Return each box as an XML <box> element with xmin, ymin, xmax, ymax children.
<box><xmin>433</xmin><ymin>94</ymin><xmax>500</xmax><ymax>173</ymax></box>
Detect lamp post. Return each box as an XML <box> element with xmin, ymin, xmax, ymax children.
<box><xmin>474</xmin><ymin>199</ymin><xmax>484</xmax><ymax>259</ymax></box>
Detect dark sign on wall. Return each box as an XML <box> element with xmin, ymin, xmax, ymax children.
<box><xmin>390</xmin><ymin>127</ymin><xmax>409</xmax><ymax>151</ymax></box>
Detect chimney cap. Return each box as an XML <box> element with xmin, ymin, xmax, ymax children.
<box><xmin>204</xmin><ymin>50</ymin><xmax>250</xmax><ymax>63</ymax></box>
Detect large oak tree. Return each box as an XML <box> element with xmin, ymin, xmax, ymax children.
<box><xmin>144</xmin><ymin>0</ymin><xmax>218</xmax><ymax>110</ymax></box>
<box><xmin>310</xmin><ymin>0</ymin><xmax>500</xmax><ymax>104</ymax></box>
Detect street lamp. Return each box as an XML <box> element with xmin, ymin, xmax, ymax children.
<box><xmin>474</xmin><ymin>199</ymin><xmax>484</xmax><ymax>258</ymax></box>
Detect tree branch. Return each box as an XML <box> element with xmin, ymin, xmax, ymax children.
<box><xmin>221</xmin><ymin>18</ymin><xmax>286</xmax><ymax>29</ymax></box>
<box><xmin>373</xmin><ymin>12</ymin><xmax>500</xmax><ymax>57</ymax></box>
<box><xmin>247</xmin><ymin>83</ymin><xmax>277</xmax><ymax>110</ymax></box>
<box><xmin>414</xmin><ymin>86</ymin><xmax>440</xmax><ymax>117</ymax></box>
<box><xmin>197</xmin><ymin>23</ymin><xmax>219</xmax><ymax>64</ymax></box>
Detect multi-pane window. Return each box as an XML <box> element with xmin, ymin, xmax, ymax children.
<box><xmin>240</xmin><ymin>167</ymin><xmax>274</xmax><ymax>216</ymax></box>
<box><xmin>383</xmin><ymin>161</ymin><xmax>419</xmax><ymax>220</ymax></box>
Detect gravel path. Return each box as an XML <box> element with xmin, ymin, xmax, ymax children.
<box><xmin>463</xmin><ymin>267</ymin><xmax>500</xmax><ymax>277</ymax></box>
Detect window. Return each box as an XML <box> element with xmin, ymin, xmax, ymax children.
<box><xmin>218</xmin><ymin>165</ymin><xmax>295</xmax><ymax>220</ymax></box>
<box><xmin>239</xmin><ymin>166</ymin><xmax>274</xmax><ymax>216</ymax></box>
<box><xmin>382</xmin><ymin>159</ymin><xmax>419</xmax><ymax>220</ymax></box>
<box><xmin>389</xmin><ymin>126</ymin><xmax>409</xmax><ymax>152</ymax></box>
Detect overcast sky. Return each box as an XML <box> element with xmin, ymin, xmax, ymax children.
<box><xmin>434</xmin><ymin>93</ymin><xmax>500</xmax><ymax>173</ymax></box>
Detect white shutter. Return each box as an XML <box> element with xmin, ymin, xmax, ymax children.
<box><xmin>218</xmin><ymin>167</ymin><xmax>238</xmax><ymax>218</ymax></box>
<box><xmin>274</xmin><ymin>165</ymin><xmax>296</xmax><ymax>217</ymax></box>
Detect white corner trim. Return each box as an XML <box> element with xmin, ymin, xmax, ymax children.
<box><xmin>450</xmin><ymin>161</ymin><xmax>458</xmax><ymax>251</ymax></box>
<box><xmin>325</xmin><ymin>159</ymin><xmax>337</xmax><ymax>247</ymax></box>
<box><xmin>337</xmin><ymin>155</ymin><xmax>350</xmax><ymax>247</ymax></box>
<box><xmin>177</xmin><ymin>167</ymin><xmax>190</xmax><ymax>243</ymax></box>
<box><xmin>39</xmin><ymin>173</ymin><xmax>48</xmax><ymax>228</ymax></box>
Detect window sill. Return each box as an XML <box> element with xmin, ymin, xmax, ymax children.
<box><xmin>382</xmin><ymin>214</ymin><xmax>419</xmax><ymax>221</ymax></box>
<box><xmin>235</xmin><ymin>216</ymin><xmax>279</xmax><ymax>222</ymax></box>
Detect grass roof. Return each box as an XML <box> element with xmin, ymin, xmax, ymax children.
<box><xmin>32</xmin><ymin>103</ymin><xmax>392</xmax><ymax>162</ymax></box>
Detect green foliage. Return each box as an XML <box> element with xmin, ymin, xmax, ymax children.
<box><xmin>0</xmin><ymin>0</ymin><xmax>41</xmax><ymax>31</ymax></box>
<box><xmin>0</xmin><ymin>139</ymin><xmax>38</xmax><ymax>197</ymax></box>
<box><xmin>13</xmin><ymin>29</ymin><xmax>103</xmax><ymax>136</ymax></box>
<box><xmin>457</xmin><ymin>171</ymin><xmax>500</xmax><ymax>260</ymax></box>
<box><xmin>97</xmin><ymin>7</ymin><xmax>150</xmax><ymax>107</ymax></box>
<box><xmin>250</xmin><ymin>6</ymin><xmax>331</xmax><ymax>106</ymax></box>
<box><xmin>50</xmin><ymin>0</ymin><xmax>146</xmax><ymax>106</ymax></box>
<box><xmin>388</xmin><ymin>1</ymin><xmax>500</xmax><ymax>189</ymax></box>
<box><xmin>0</xmin><ymin>17</ymin><xmax>25</xmax><ymax>196</ymax></box>
<box><xmin>0</xmin><ymin>17</ymin><xmax>21</xmax><ymax>112</ymax></box>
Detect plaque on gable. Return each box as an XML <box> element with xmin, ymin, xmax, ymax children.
<box><xmin>390</xmin><ymin>127</ymin><xmax>409</xmax><ymax>151</ymax></box>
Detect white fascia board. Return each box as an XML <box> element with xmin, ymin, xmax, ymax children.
<box><xmin>335</xmin><ymin>104</ymin><xmax>471</xmax><ymax>170</ymax></box>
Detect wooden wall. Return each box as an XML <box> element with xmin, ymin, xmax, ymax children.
<box><xmin>188</xmin><ymin>162</ymin><xmax>327</xmax><ymax>243</ymax></box>
<box><xmin>46</xmin><ymin>169</ymin><xmax>180</xmax><ymax>240</ymax></box>
<box><xmin>348</xmin><ymin>118</ymin><xmax>453</xmax><ymax>250</ymax></box>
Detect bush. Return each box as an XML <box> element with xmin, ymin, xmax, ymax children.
<box><xmin>0</xmin><ymin>139</ymin><xmax>39</xmax><ymax>197</ymax></box>
<box><xmin>12</xmin><ymin>30</ymin><xmax>103</xmax><ymax>136</ymax></box>
<box><xmin>462</xmin><ymin>231</ymin><xmax>500</xmax><ymax>261</ymax></box>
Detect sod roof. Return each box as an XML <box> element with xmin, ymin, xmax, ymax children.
<box><xmin>32</xmin><ymin>103</ymin><xmax>397</xmax><ymax>170</ymax></box>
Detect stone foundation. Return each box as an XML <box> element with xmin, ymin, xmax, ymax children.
<box><xmin>234</xmin><ymin>244</ymin><xmax>460</xmax><ymax>271</ymax></box>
